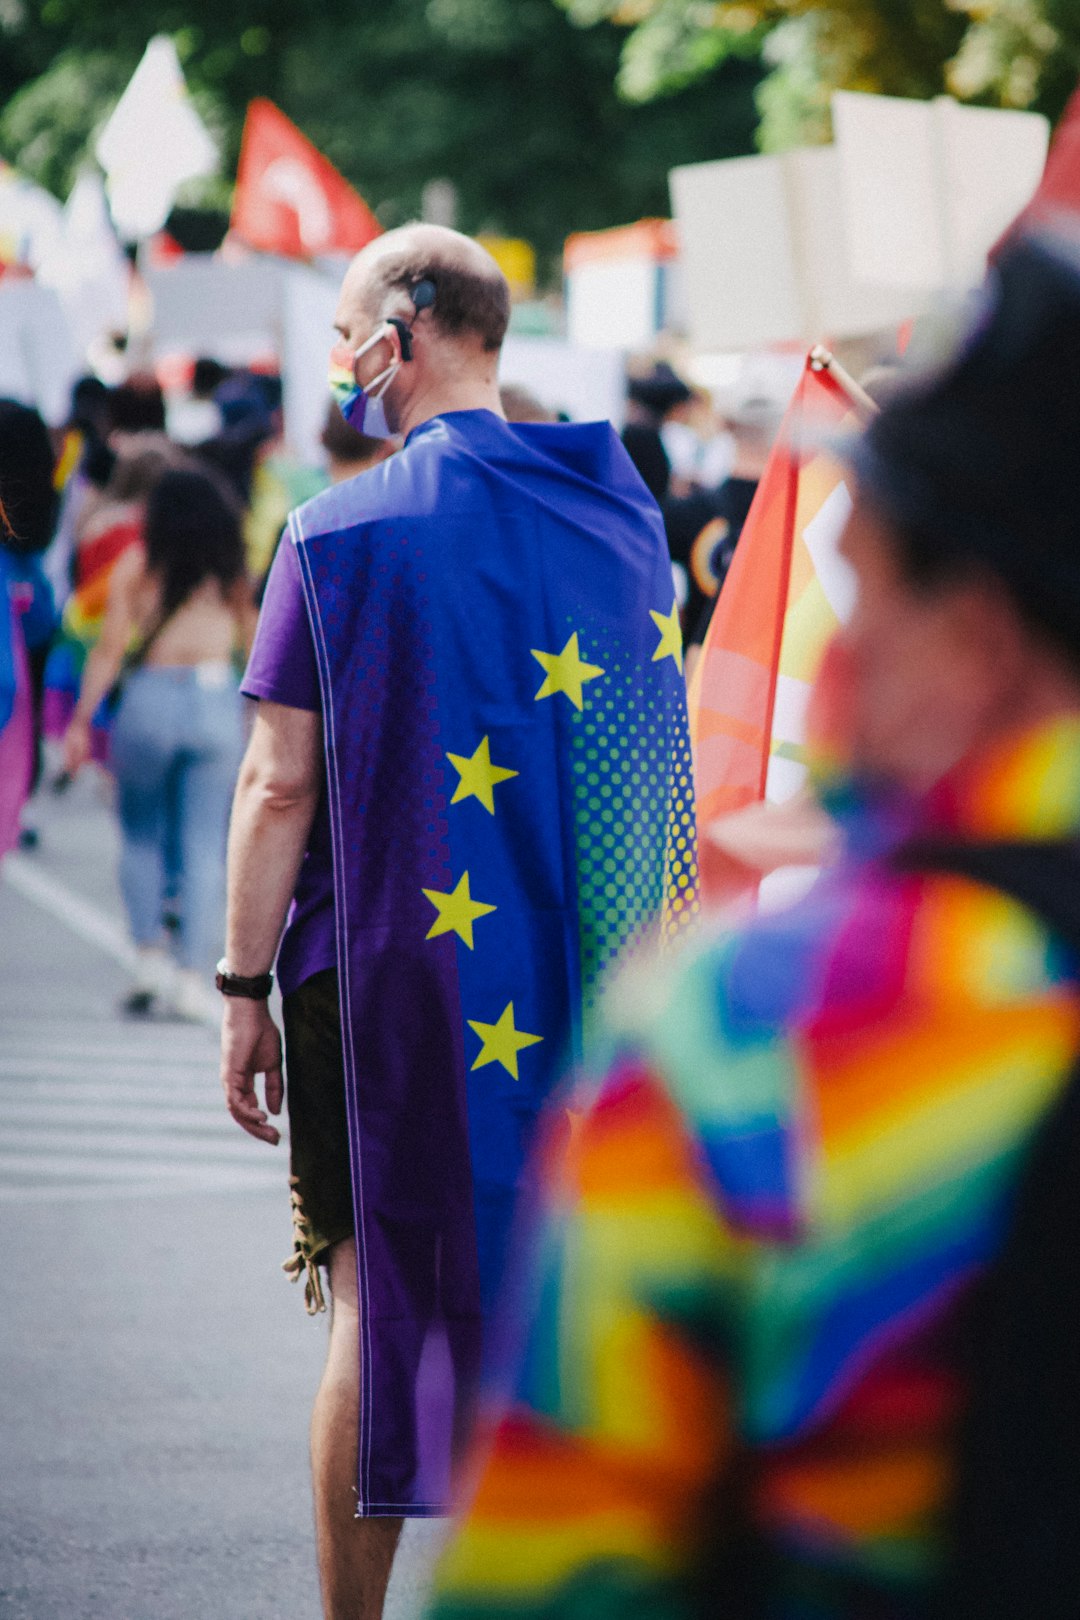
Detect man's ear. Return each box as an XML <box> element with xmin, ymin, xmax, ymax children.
<box><xmin>384</xmin><ymin>318</ymin><xmax>412</xmax><ymax>363</ymax></box>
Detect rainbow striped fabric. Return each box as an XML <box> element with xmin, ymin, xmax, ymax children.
<box><xmin>430</xmin><ymin>716</ymin><xmax>1080</xmax><ymax>1618</ymax></box>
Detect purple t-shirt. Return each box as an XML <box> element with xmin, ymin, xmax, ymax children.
<box><xmin>241</xmin><ymin>539</ymin><xmax>336</xmax><ymax>996</ymax></box>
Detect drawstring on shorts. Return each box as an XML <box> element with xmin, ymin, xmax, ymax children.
<box><xmin>282</xmin><ymin>1177</ymin><xmax>328</xmax><ymax>1314</ymax></box>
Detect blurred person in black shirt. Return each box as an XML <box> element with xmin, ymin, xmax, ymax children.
<box><xmin>619</xmin><ymin>362</ymin><xmax>692</xmax><ymax>504</ymax></box>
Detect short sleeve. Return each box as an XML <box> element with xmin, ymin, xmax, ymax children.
<box><xmin>241</xmin><ymin>536</ymin><xmax>321</xmax><ymax>712</ymax></box>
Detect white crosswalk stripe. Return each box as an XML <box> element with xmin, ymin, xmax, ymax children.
<box><xmin>0</xmin><ymin>1020</ymin><xmax>288</xmax><ymax>1201</ymax></box>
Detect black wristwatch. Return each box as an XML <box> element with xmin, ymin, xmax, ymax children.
<box><xmin>215</xmin><ymin>959</ymin><xmax>274</xmax><ymax>1000</ymax></box>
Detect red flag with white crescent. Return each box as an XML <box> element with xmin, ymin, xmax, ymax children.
<box><xmin>231</xmin><ymin>98</ymin><xmax>382</xmax><ymax>259</ymax></box>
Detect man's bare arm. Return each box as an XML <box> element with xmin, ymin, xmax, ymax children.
<box><xmin>220</xmin><ymin>700</ymin><xmax>322</xmax><ymax>1145</ymax></box>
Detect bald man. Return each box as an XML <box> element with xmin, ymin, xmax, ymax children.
<box><xmin>219</xmin><ymin>226</ymin><xmax>697</xmax><ymax>1618</ymax></box>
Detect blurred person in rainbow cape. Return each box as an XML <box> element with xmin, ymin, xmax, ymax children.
<box><xmin>43</xmin><ymin>432</ymin><xmax>183</xmax><ymax>758</ymax></box>
<box><xmin>218</xmin><ymin>223</ymin><xmax>697</xmax><ymax>1619</ymax></box>
<box><xmin>428</xmin><ymin>228</ymin><xmax>1080</xmax><ymax>1620</ymax></box>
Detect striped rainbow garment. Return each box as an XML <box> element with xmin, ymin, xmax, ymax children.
<box><xmin>429</xmin><ymin>716</ymin><xmax>1080</xmax><ymax>1619</ymax></box>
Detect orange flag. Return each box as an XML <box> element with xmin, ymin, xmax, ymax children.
<box><xmin>231</xmin><ymin>99</ymin><xmax>382</xmax><ymax>259</ymax></box>
<box><xmin>689</xmin><ymin>354</ymin><xmax>865</xmax><ymax>848</ymax></box>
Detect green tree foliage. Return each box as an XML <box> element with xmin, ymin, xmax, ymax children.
<box><xmin>0</xmin><ymin>0</ymin><xmax>762</xmax><ymax>259</ymax></box>
<box><xmin>559</xmin><ymin>0</ymin><xmax>1080</xmax><ymax>149</ymax></box>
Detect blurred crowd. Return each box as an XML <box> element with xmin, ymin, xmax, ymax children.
<box><xmin>0</xmin><ymin>366</ymin><xmax>391</xmax><ymax>1020</ymax></box>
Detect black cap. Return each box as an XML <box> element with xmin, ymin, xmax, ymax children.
<box><xmin>627</xmin><ymin>362</ymin><xmax>693</xmax><ymax>416</ymax></box>
<box><xmin>851</xmin><ymin>225</ymin><xmax>1080</xmax><ymax>644</ymax></box>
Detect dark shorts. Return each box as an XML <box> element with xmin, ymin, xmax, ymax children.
<box><xmin>281</xmin><ymin>967</ymin><xmax>354</xmax><ymax>1312</ymax></box>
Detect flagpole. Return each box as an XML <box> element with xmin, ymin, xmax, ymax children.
<box><xmin>808</xmin><ymin>345</ymin><xmax>878</xmax><ymax>419</ymax></box>
<box><xmin>756</xmin><ymin>360</ymin><xmax>808</xmax><ymax>804</ymax></box>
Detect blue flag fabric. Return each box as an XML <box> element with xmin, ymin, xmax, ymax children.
<box><xmin>289</xmin><ymin>408</ymin><xmax>697</xmax><ymax>1514</ymax></box>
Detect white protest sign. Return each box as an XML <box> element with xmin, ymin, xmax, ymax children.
<box><xmin>832</xmin><ymin>91</ymin><xmax>1050</xmax><ymax>292</ymax></box>
<box><xmin>670</xmin><ymin>147</ymin><xmax>920</xmax><ymax>351</ymax></box>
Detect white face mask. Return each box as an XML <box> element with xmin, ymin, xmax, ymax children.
<box><xmin>328</xmin><ymin>322</ymin><xmax>400</xmax><ymax>437</ymax></box>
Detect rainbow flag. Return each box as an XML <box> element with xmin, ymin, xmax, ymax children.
<box><xmin>689</xmin><ymin>354</ymin><xmax>866</xmax><ymax>840</ymax></box>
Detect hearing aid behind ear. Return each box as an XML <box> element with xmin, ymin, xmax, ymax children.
<box><xmin>386</xmin><ymin>280</ymin><xmax>437</xmax><ymax>362</ymax></box>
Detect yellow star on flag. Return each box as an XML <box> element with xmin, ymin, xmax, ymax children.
<box><xmin>446</xmin><ymin>736</ymin><xmax>518</xmax><ymax>815</ymax></box>
<box><xmin>467</xmin><ymin>1002</ymin><xmax>543</xmax><ymax>1080</ymax></box>
<box><xmin>650</xmin><ymin>600</ymin><xmax>684</xmax><ymax>673</ymax></box>
<box><xmin>422</xmin><ymin>872</ymin><xmax>497</xmax><ymax>950</ymax></box>
<box><xmin>531</xmin><ymin>632</ymin><xmax>604</xmax><ymax>711</ymax></box>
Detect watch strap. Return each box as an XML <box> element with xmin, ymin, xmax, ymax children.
<box><xmin>215</xmin><ymin>959</ymin><xmax>274</xmax><ymax>999</ymax></box>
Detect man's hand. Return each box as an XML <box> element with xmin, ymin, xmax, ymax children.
<box><xmin>220</xmin><ymin>997</ymin><xmax>285</xmax><ymax>1145</ymax></box>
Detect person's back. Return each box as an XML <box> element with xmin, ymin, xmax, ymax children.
<box><xmin>62</xmin><ymin>466</ymin><xmax>253</xmax><ymax>1017</ymax></box>
<box><xmin>224</xmin><ymin>224</ymin><xmax>697</xmax><ymax>1618</ymax></box>
<box><xmin>286</xmin><ymin>399</ymin><xmax>695</xmax><ymax>1504</ymax></box>
<box><xmin>293</xmin><ymin>402</ymin><xmax>692</xmax><ymax>1051</ymax></box>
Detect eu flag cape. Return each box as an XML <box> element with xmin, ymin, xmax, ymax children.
<box><xmin>289</xmin><ymin>409</ymin><xmax>697</xmax><ymax>1514</ymax></box>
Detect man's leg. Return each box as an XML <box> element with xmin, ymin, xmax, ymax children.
<box><xmin>311</xmin><ymin>1237</ymin><xmax>403</xmax><ymax>1620</ymax></box>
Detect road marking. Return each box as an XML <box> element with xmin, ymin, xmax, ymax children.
<box><xmin>0</xmin><ymin>1036</ymin><xmax>220</xmax><ymax>1062</ymax></box>
<box><xmin>0</xmin><ymin>1058</ymin><xmax>219</xmax><ymax>1082</ymax></box>
<box><xmin>0</xmin><ymin>1101</ymin><xmax>233</xmax><ymax>1130</ymax></box>
<box><xmin>3</xmin><ymin>853</ymin><xmax>137</xmax><ymax>971</ymax></box>
<box><xmin>0</xmin><ymin>1153</ymin><xmax>283</xmax><ymax>1192</ymax></box>
<box><xmin>0</xmin><ymin>1042</ymin><xmax>217</xmax><ymax>1064</ymax></box>
<box><xmin>0</xmin><ymin>1080</ymin><xmax>225</xmax><ymax>1108</ymax></box>
<box><xmin>0</xmin><ymin>1021</ymin><xmax>288</xmax><ymax>1200</ymax></box>
<box><xmin>0</xmin><ymin>1153</ymin><xmax>282</xmax><ymax>1186</ymax></box>
<box><xmin>0</xmin><ymin>1127</ymin><xmax>280</xmax><ymax>1163</ymax></box>
<box><xmin>0</xmin><ymin>1179</ymin><xmax>281</xmax><ymax>1203</ymax></box>
<box><xmin>2</xmin><ymin>855</ymin><xmax>221</xmax><ymax>1030</ymax></box>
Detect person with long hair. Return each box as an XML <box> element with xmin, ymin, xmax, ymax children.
<box><xmin>43</xmin><ymin>432</ymin><xmax>184</xmax><ymax>751</ymax></box>
<box><xmin>63</xmin><ymin>467</ymin><xmax>256</xmax><ymax>1018</ymax></box>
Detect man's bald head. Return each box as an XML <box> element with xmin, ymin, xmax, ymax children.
<box><xmin>341</xmin><ymin>224</ymin><xmax>511</xmax><ymax>354</ymax></box>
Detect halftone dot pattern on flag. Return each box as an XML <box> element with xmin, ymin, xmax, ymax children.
<box><xmin>661</xmin><ymin>701</ymin><xmax>699</xmax><ymax>947</ymax></box>
<box><xmin>568</xmin><ymin>621</ymin><xmax>699</xmax><ymax>1016</ymax></box>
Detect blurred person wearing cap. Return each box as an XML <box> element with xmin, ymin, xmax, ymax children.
<box><xmin>427</xmin><ymin>228</ymin><xmax>1080</xmax><ymax>1620</ymax></box>
<box><xmin>620</xmin><ymin>361</ymin><xmax>693</xmax><ymax>505</ymax></box>
<box><xmin>220</xmin><ymin>223</ymin><xmax>695</xmax><ymax>1617</ymax></box>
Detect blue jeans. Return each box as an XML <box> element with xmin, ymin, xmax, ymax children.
<box><xmin>110</xmin><ymin>665</ymin><xmax>245</xmax><ymax>971</ymax></box>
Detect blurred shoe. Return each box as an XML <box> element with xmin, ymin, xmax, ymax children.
<box><xmin>120</xmin><ymin>945</ymin><xmax>174</xmax><ymax>1018</ymax></box>
<box><xmin>169</xmin><ymin>968</ymin><xmax>220</xmax><ymax>1026</ymax></box>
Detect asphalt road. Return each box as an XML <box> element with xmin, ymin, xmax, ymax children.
<box><xmin>0</xmin><ymin>770</ymin><xmax>446</xmax><ymax>1619</ymax></box>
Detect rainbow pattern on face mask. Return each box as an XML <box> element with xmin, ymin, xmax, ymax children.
<box><xmin>328</xmin><ymin>347</ymin><xmax>362</xmax><ymax>425</ymax></box>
